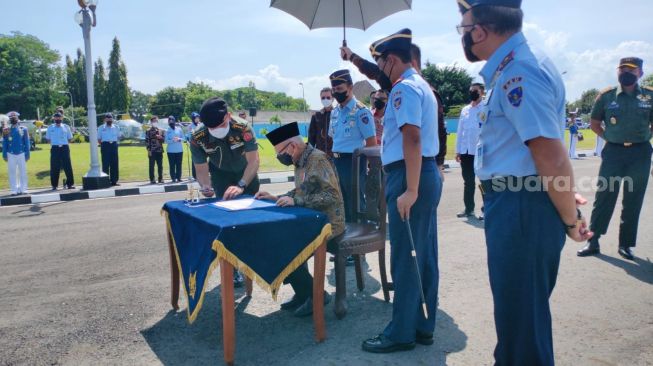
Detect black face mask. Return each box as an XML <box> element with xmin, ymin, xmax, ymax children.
<box><xmin>55</xmin><ymin>120</ymin><xmax>62</xmax><ymax>124</ymax></box>
<box><xmin>106</xmin><ymin>120</ymin><xmax>112</xmax><ymax>126</ymax></box>
<box><xmin>469</xmin><ymin>90</ymin><xmax>480</xmax><ymax>102</ymax></box>
<box><xmin>462</xmin><ymin>30</ymin><xmax>481</xmax><ymax>63</ymax></box>
<box><xmin>373</xmin><ymin>99</ymin><xmax>387</xmax><ymax>110</ymax></box>
<box><xmin>169</xmin><ymin>123</ymin><xmax>176</xmax><ymax>129</ymax></box>
<box><xmin>10</xmin><ymin>118</ymin><xmax>18</xmax><ymax>125</ymax></box>
<box><xmin>276</xmin><ymin>153</ymin><xmax>293</xmax><ymax>166</ymax></box>
<box><xmin>618</xmin><ymin>72</ymin><xmax>638</xmax><ymax>87</ymax></box>
<box><xmin>333</xmin><ymin>91</ymin><xmax>349</xmax><ymax>104</ymax></box>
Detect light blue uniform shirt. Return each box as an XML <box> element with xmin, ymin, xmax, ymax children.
<box><xmin>46</xmin><ymin>124</ymin><xmax>73</xmax><ymax>145</ymax></box>
<box><xmin>329</xmin><ymin>97</ymin><xmax>376</xmax><ymax>153</ymax></box>
<box><xmin>381</xmin><ymin>68</ymin><xmax>439</xmax><ymax>166</ymax></box>
<box><xmin>98</xmin><ymin>123</ymin><xmax>121</xmax><ymax>142</ymax></box>
<box><xmin>475</xmin><ymin>32</ymin><xmax>565</xmax><ymax>180</ymax></box>
<box><xmin>2</xmin><ymin>125</ymin><xmax>30</xmax><ymax>159</ymax></box>
<box><xmin>165</xmin><ymin>126</ymin><xmax>185</xmax><ymax>153</ymax></box>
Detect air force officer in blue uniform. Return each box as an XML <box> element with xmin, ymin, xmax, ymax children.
<box><xmin>361</xmin><ymin>28</ymin><xmax>442</xmax><ymax>354</ymax></box>
<box><xmin>456</xmin><ymin>0</ymin><xmax>593</xmax><ymax>364</ymax></box>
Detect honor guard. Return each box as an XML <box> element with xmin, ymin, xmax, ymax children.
<box><xmin>578</xmin><ymin>57</ymin><xmax>653</xmax><ymax>260</ymax></box>
<box><xmin>456</xmin><ymin>0</ymin><xmax>593</xmax><ymax>364</ymax></box>
<box><xmin>328</xmin><ymin>69</ymin><xmax>377</xmax><ymax>222</ymax></box>
<box><xmin>45</xmin><ymin>112</ymin><xmax>75</xmax><ymax>190</ymax></box>
<box><xmin>98</xmin><ymin>113</ymin><xmax>122</xmax><ymax>186</ymax></box>
<box><xmin>361</xmin><ymin>28</ymin><xmax>442</xmax><ymax>353</ymax></box>
<box><xmin>2</xmin><ymin>111</ymin><xmax>30</xmax><ymax>195</ymax></box>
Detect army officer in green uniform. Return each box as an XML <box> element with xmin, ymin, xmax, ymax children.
<box><xmin>190</xmin><ymin>97</ymin><xmax>261</xmax><ymax>199</ymax></box>
<box><xmin>578</xmin><ymin>57</ymin><xmax>653</xmax><ymax>260</ymax></box>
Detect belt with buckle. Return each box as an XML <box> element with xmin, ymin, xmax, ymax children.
<box><xmin>332</xmin><ymin>152</ymin><xmax>352</xmax><ymax>159</ymax></box>
<box><xmin>608</xmin><ymin>141</ymin><xmax>642</xmax><ymax>148</ymax></box>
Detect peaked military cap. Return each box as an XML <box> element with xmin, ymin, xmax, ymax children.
<box><xmin>457</xmin><ymin>0</ymin><xmax>521</xmax><ymax>13</ymax></box>
<box><xmin>330</xmin><ymin>69</ymin><xmax>352</xmax><ymax>87</ymax></box>
<box><xmin>369</xmin><ymin>28</ymin><xmax>412</xmax><ymax>59</ymax></box>
<box><xmin>200</xmin><ymin>97</ymin><xmax>229</xmax><ymax>128</ymax></box>
<box><xmin>618</xmin><ymin>57</ymin><xmax>643</xmax><ymax>69</ymax></box>
<box><xmin>266</xmin><ymin>122</ymin><xmax>299</xmax><ymax>146</ymax></box>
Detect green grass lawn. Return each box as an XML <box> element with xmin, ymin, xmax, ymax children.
<box><xmin>1</xmin><ymin>131</ymin><xmax>600</xmax><ymax>190</ymax></box>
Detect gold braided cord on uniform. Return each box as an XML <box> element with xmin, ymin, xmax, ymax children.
<box><xmin>458</xmin><ymin>0</ymin><xmax>472</xmax><ymax>10</ymax></box>
<box><xmin>213</xmin><ymin>223</ymin><xmax>332</xmax><ymax>302</ymax></box>
<box><xmin>161</xmin><ymin>209</ymin><xmax>221</xmax><ymax>324</ymax></box>
<box><xmin>369</xmin><ymin>33</ymin><xmax>413</xmax><ymax>57</ymax></box>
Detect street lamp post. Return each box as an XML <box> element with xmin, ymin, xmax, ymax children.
<box><xmin>298</xmin><ymin>82</ymin><xmax>306</xmax><ymax>122</ymax></box>
<box><xmin>58</xmin><ymin>90</ymin><xmax>75</xmax><ymax>130</ymax></box>
<box><xmin>75</xmin><ymin>0</ymin><xmax>110</xmax><ymax>190</ymax></box>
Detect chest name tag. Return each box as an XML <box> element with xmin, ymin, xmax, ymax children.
<box><xmin>230</xmin><ymin>142</ymin><xmax>244</xmax><ymax>150</ymax></box>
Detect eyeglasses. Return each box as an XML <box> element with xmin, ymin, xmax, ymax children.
<box><xmin>456</xmin><ymin>23</ymin><xmax>479</xmax><ymax>35</ymax></box>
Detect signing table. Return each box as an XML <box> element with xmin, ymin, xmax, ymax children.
<box><xmin>162</xmin><ymin>198</ymin><xmax>332</xmax><ymax>365</ymax></box>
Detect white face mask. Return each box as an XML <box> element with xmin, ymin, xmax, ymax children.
<box><xmin>321</xmin><ymin>98</ymin><xmax>333</xmax><ymax>108</ymax></box>
<box><xmin>209</xmin><ymin>123</ymin><xmax>230</xmax><ymax>139</ymax></box>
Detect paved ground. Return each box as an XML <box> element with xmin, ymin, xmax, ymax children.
<box><xmin>1</xmin><ymin>156</ymin><xmax>651</xmax><ymax>365</ymax></box>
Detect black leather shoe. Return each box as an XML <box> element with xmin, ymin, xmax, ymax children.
<box><xmin>415</xmin><ymin>331</ymin><xmax>434</xmax><ymax>346</ymax></box>
<box><xmin>618</xmin><ymin>247</ymin><xmax>634</xmax><ymax>261</ymax></box>
<box><xmin>577</xmin><ymin>241</ymin><xmax>600</xmax><ymax>257</ymax></box>
<box><xmin>456</xmin><ymin>210</ymin><xmax>474</xmax><ymax>218</ymax></box>
<box><xmin>362</xmin><ymin>334</ymin><xmax>416</xmax><ymax>353</ymax></box>
<box><xmin>293</xmin><ymin>293</ymin><xmax>331</xmax><ymax>317</ymax></box>
<box><xmin>280</xmin><ymin>295</ymin><xmax>305</xmax><ymax>311</ymax></box>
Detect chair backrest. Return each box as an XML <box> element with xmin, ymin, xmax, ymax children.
<box><xmin>352</xmin><ymin>146</ymin><xmax>386</xmax><ymax>232</ymax></box>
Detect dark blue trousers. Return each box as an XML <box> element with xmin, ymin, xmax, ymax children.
<box><xmin>382</xmin><ymin>159</ymin><xmax>441</xmax><ymax>343</ymax></box>
<box><xmin>333</xmin><ymin>155</ymin><xmax>366</xmax><ymax>222</ymax></box>
<box><xmin>100</xmin><ymin>142</ymin><xmax>119</xmax><ymax>185</ymax></box>
<box><xmin>483</xmin><ymin>180</ymin><xmax>565</xmax><ymax>366</ymax></box>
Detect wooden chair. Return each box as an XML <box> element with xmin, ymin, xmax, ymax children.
<box><xmin>329</xmin><ymin>146</ymin><xmax>392</xmax><ymax>319</ymax></box>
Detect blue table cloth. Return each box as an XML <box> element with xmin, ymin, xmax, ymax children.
<box><xmin>162</xmin><ymin>197</ymin><xmax>331</xmax><ymax>323</ymax></box>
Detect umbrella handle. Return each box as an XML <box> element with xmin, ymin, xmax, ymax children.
<box><xmin>341</xmin><ymin>39</ymin><xmax>348</xmax><ymax>60</ymax></box>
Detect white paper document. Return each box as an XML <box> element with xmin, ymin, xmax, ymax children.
<box><xmin>210</xmin><ymin>198</ymin><xmax>276</xmax><ymax>211</ymax></box>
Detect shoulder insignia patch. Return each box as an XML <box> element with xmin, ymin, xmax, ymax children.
<box><xmin>231</xmin><ymin>120</ymin><xmax>248</xmax><ymax>130</ymax></box>
<box><xmin>243</xmin><ymin>132</ymin><xmax>253</xmax><ymax>142</ymax></box>
<box><xmin>507</xmin><ymin>87</ymin><xmax>523</xmax><ymax>107</ymax></box>
<box><xmin>393</xmin><ymin>95</ymin><xmax>402</xmax><ymax>110</ymax></box>
<box><xmin>600</xmin><ymin>86</ymin><xmax>617</xmax><ymax>95</ymax></box>
<box><xmin>497</xmin><ymin>51</ymin><xmax>515</xmax><ymax>72</ymax></box>
<box><xmin>192</xmin><ymin>128</ymin><xmax>207</xmax><ymax>141</ymax></box>
<box><xmin>361</xmin><ymin>115</ymin><xmax>369</xmax><ymax>124</ymax></box>
<box><xmin>356</xmin><ymin>101</ymin><xmax>366</xmax><ymax>109</ymax></box>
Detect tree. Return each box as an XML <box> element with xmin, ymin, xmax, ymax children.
<box><xmin>150</xmin><ymin>87</ymin><xmax>185</xmax><ymax>118</ymax></box>
<box><xmin>642</xmin><ymin>74</ymin><xmax>653</xmax><ymax>88</ymax></box>
<box><xmin>421</xmin><ymin>63</ymin><xmax>474</xmax><ymax>114</ymax></box>
<box><xmin>93</xmin><ymin>58</ymin><xmax>107</xmax><ymax>113</ymax></box>
<box><xmin>184</xmin><ymin>81</ymin><xmax>219</xmax><ymax>117</ymax></box>
<box><xmin>0</xmin><ymin>32</ymin><xmax>65</xmax><ymax>118</ymax></box>
<box><xmin>129</xmin><ymin>89</ymin><xmax>151</xmax><ymax>122</ymax></box>
<box><xmin>106</xmin><ymin>37</ymin><xmax>130</xmax><ymax>113</ymax></box>
<box><xmin>569</xmin><ymin>88</ymin><xmax>599</xmax><ymax>115</ymax></box>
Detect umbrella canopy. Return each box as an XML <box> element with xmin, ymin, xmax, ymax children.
<box><xmin>270</xmin><ymin>0</ymin><xmax>412</xmax><ymax>44</ymax></box>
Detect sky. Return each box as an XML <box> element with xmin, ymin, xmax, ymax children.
<box><xmin>2</xmin><ymin>0</ymin><xmax>652</xmax><ymax>110</ymax></box>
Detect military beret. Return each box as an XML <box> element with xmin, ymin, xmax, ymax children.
<box><xmin>457</xmin><ymin>0</ymin><xmax>522</xmax><ymax>14</ymax></box>
<box><xmin>7</xmin><ymin>111</ymin><xmax>20</xmax><ymax>118</ymax></box>
<box><xmin>370</xmin><ymin>28</ymin><xmax>412</xmax><ymax>59</ymax></box>
<box><xmin>53</xmin><ymin>112</ymin><xmax>63</xmax><ymax>118</ymax></box>
<box><xmin>104</xmin><ymin>113</ymin><xmax>114</xmax><ymax>119</ymax></box>
<box><xmin>266</xmin><ymin>122</ymin><xmax>299</xmax><ymax>146</ymax></box>
<box><xmin>329</xmin><ymin>69</ymin><xmax>353</xmax><ymax>87</ymax></box>
<box><xmin>618</xmin><ymin>57</ymin><xmax>643</xmax><ymax>69</ymax></box>
<box><xmin>200</xmin><ymin>97</ymin><xmax>229</xmax><ymax>128</ymax></box>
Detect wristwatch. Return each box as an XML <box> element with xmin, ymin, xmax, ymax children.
<box><xmin>564</xmin><ymin>208</ymin><xmax>582</xmax><ymax>231</ymax></box>
<box><xmin>237</xmin><ymin>179</ymin><xmax>247</xmax><ymax>189</ymax></box>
